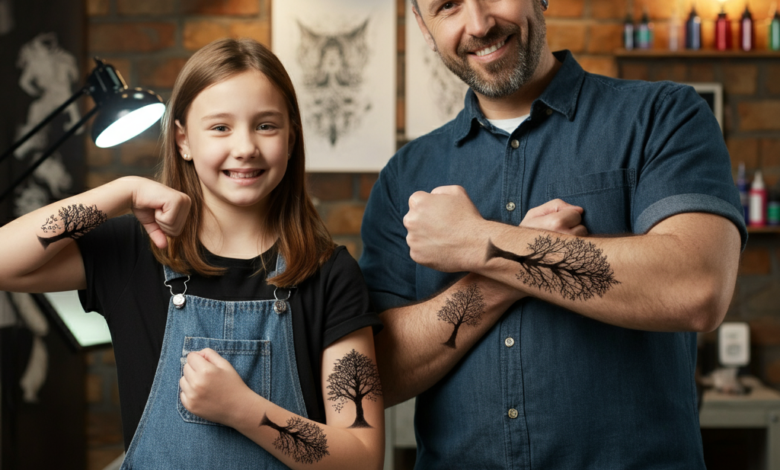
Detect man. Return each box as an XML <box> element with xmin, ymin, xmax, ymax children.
<box><xmin>359</xmin><ymin>0</ymin><xmax>746</xmax><ymax>468</ymax></box>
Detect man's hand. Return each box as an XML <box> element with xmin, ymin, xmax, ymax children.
<box><xmin>520</xmin><ymin>199</ymin><xmax>588</xmax><ymax>236</ymax></box>
<box><xmin>404</xmin><ymin>185</ymin><xmax>487</xmax><ymax>273</ymax></box>
<box><xmin>179</xmin><ymin>348</ymin><xmax>253</xmax><ymax>427</ymax></box>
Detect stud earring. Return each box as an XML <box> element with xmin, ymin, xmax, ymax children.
<box><xmin>183</xmin><ymin>153</ymin><xmax>191</xmax><ymax>161</ymax></box>
<box><xmin>541</xmin><ymin>0</ymin><xmax>548</xmax><ymax>10</ymax></box>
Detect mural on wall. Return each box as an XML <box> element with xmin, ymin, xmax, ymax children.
<box><xmin>273</xmin><ymin>0</ymin><xmax>395</xmax><ymax>172</ymax></box>
<box><xmin>405</xmin><ymin>0</ymin><xmax>468</xmax><ymax>140</ymax></box>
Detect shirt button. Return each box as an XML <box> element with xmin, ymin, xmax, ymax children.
<box><xmin>510</xmin><ymin>139</ymin><xmax>520</xmax><ymax>149</ymax></box>
<box><xmin>546</xmin><ymin>108</ymin><xmax>553</xmax><ymax>116</ymax></box>
<box><xmin>508</xmin><ymin>408</ymin><xmax>519</xmax><ymax>419</ymax></box>
<box><xmin>505</xmin><ymin>337</ymin><xmax>515</xmax><ymax>347</ymax></box>
<box><xmin>506</xmin><ymin>202</ymin><xmax>516</xmax><ymax>212</ymax></box>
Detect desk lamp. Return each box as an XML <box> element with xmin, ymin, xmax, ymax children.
<box><xmin>0</xmin><ymin>58</ymin><xmax>165</xmax><ymax>202</ymax></box>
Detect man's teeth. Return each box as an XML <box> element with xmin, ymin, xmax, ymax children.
<box><xmin>475</xmin><ymin>39</ymin><xmax>506</xmax><ymax>57</ymax></box>
<box><xmin>226</xmin><ymin>170</ymin><xmax>262</xmax><ymax>178</ymax></box>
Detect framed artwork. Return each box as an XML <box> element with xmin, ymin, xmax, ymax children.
<box><xmin>272</xmin><ymin>0</ymin><xmax>396</xmax><ymax>172</ymax></box>
<box><xmin>405</xmin><ymin>0</ymin><xmax>468</xmax><ymax>140</ymax></box>
<box><xmin>683</xmin><ymin>82</ymin><xmax>723</xmax><ymax>131</ymax></box>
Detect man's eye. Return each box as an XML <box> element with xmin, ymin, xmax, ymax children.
<box><xmin>441</xmin><ymin>2</ymin><xmax>455</xmax><ymax>10</ymax></box>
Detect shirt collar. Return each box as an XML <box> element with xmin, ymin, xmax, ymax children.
<box><xmin>452</xmin><ymin>50</ymin><xmax>586</xmax><ymax>145</ymax></box>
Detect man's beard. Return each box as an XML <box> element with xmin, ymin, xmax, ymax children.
<box><xmin>437</xmin><ymin>8</ymin><xmax>546</xmax><ymax>98</ymax></box>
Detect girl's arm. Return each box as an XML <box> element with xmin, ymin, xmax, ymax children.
<box><xmin>0</xmin><ymin>176</ymin><xmax>191</xmax><ymax>293</ymax></box>
<box><xmin>180</xmin><ymin>327</ymin><xmax>385</xmax><ymax>470</ymax></box>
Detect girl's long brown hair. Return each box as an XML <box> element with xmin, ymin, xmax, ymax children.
<box><xmin>152</xmin><ymin>38</ymin><xmax>334</xmax><ymax>287</ymax></box>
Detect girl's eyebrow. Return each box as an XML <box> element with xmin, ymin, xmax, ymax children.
<box><xmin>201</xmin><ymin>110</ymin><xmax>285</xmax><ymax>121</ymax></box>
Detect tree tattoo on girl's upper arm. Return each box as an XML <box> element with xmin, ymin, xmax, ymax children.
<box><xmin>326</xmin><ymin>349</ymin><xmax>382</xmax><ymax>428</ymax></box>
<box><xmin>486</xmin><ymin>235</ymin><xmax>619</xmax><ymax>301</ymax></box>
<box><xmin>260</xmin><ymin>414</ymin><xmax>329</xmax><ymax>464</ymax></box>
<box><xmin>38</xmin><ymin>204</ymin><xmax>107</xmax><ymax>249</ymax></box>
<box><xmin>437</xmin><ymin>283</ymin><xmax>486</xmax><ymax>349</ymax></box>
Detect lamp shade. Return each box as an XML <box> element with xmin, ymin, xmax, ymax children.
<box><xmin>92</xmin><ymin>88</ymin><xmax>165</xmax><ymax>148</ymax></box>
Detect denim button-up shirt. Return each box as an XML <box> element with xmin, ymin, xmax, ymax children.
<box><xmin>360</xmin><ymin>50</ymin><xmax>746</xmax><ymax>469</ymax></box>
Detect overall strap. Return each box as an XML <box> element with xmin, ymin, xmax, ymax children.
<box><xmin>163</xmin><ymin>264</ymin><xmax>189</xmax><ymax>283</ymax></box>
<box><xmin>266</xmin><ymin>251</ymin><xmax>287</xmax><ymax>278</ymax></box>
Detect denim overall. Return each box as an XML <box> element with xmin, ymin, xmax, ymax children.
<box><xmin>121</xmin><ymin>255</ymin><xmax>307</xmax><ymax>469</ymax></box>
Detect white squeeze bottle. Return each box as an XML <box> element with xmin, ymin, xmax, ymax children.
<box><xmin>749</xmin><ymin>170</ymin><xmax>767</xmax><ymax>227</ymax></box>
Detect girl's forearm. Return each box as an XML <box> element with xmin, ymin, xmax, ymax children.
<box><xmin>229</xmin><ymin>392</ymin><xmax>384</xmax><ymax>470</ymax></box>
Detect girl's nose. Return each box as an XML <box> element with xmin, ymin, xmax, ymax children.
<box><xmin>231</xmin><ymin>131</ymin><xmax>259</xmax><ymax>160</ymax></box>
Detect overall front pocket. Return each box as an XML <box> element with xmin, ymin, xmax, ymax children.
<box><xmin>177</xmin><ymin>336</ymin><xmax>271</xmax><ymax>426</ymax></box>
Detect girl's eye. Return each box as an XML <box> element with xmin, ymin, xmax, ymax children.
<box><xmin>212</xmin><ymin>125</ymin><xmax>228</xmax><ymax>132</ymax></box>
<box><xmin>258</xmin><ymin>124</ymin><xmax>276</xmax><ymax>131</ymax></box>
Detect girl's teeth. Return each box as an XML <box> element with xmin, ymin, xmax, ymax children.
<box><xmin>227</xmin><ymin>171</ymin><xmax>261</xmax><ymax>178</ymax></box>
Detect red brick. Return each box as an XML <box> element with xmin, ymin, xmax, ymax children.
<box><xmin>117</xmin><ymin>0</ymin><xmax>176</xmax><ymax>16</ymax></box>
<box><xmin>652</xmin><ymin>22</ymin><xmax>669</xmax><ymax>51</ymax></box>
<box><xmin>183</xmin><ymin>20</ymin><xmax>230</xmax><ymax>50</ymax></box>
<box><xmin>181</xmin><ymin>0</ymin><xmax>259</xmax><ymax>15</ymax></box>
<box><xmin>761</xmin><ymin>139</ymin><xmax>780</xmax><ymax>168</ymax></box>
<box><xmin>747</xmin><ymin>281</ymin><xmax>780</xmax><ymax>313</ymax></box>
<box><xmin>689</xmin><ymin>63</ymin><xmax>715</xmax><ymax>83</ymax></box>
<box><xmin>767</xmin><ymin>64</ymin><xmax>780</xmax><ymax>95</ymax></box>
<box><xmin>620</xmin><ymin>63</ymin><xmax>649</xmax><ymax>81</ymax></box>
<box><xmin>739</xmin><ymin>247</ymin><xmax>771</xmax><ymax>275</ymax></box>
<box><xmin>229</xmin><ymin>21</ymin><xmax>271</xmax><ymax>47</ymax></box>
<box><xmin>587</xmin><ymin>23</ymin><xmax>623</xmax><ymax>54</ymax></box>
<box><xmin>87</xmin><ymin>412</ymin><xmax>123</xmax><ymax>446</ymax></box>
<box><xmin>727</xmin><ymin>138</ymin><xmax>760</xmax><ymax>171</ymax></box>
<box><xmin>576</xmin><ymin>56</ymin><xmax>617</xmax><ymax>77</ymax></box>
<box><xmin>547</xmin><ymin>21</ymin><xmax>587</xmax><ymax>53</ymax></box>
<box><xmin>748</xmin><ymin>317</ymin><xmax>780</xmax><ymax>346</ymax></box>
<box><xmin>306</xmin><ymin>173</ymin><xmax>353</xmax><ymax>201</ymax></box>
<box><xmin>85</xmin><ymin>374</ymin><xmax>103</xmax><ymax>404</ymax></box>
<box><xmin>738</xmin><ymin>101</ymin><xmax>780</xmax><ymax>131</ymax></box>
<box><xmin>359</xmin><ymin>173</ymin><xmax>378</xmax><ymax>201</ymax></box>
<box><xmin>333</xmin><ymin>237</ymin><xmax>358</xmax><ymax>259</ymax></box>
<box><xmin>545</xmin><ymin>0</ymin><xmax>584</xmax><ymax>18</ymax></box>
<box><xmin>120</xmin><ymin>139</ymin><xmax>163</xmax><ymax>169</ymax></box>
<box><xmin>767</xmin><ymin>359</ymin><xmax>780</xmax><ymax>385</ymax></box>
<box><xmin>137</xmin><ymin>58</ymin><xmax>188</xmax><ymax>89</ymax></box>
<box><xmin>654</xmin><ymin>63</ymin><xmax>687</xmax><ymax>83</ymax></box>
<box><xmin>89</xmin><ymin>23</ymin><xmax>176</xmax><ymax>53</ymax></box>
<box><xmin>325</xmin><ymin>204</ymin><xmax>365</xmax><ymax>235</ymax></box>
<box><xmin>87</xmin><ymin>0</ymin><xmax>109</xmax><ymax>16</ymax></box>
<box><xmin>645</xmin><ymin>0</ymin><xmax>676</xmax><ymax>20</ymax></box>
<box><xmin>591</xmin><ymin>0</ymin><xmax>626</xmax><ymax>19</ymax></box>
<box><xmin>724</xmin><ymin>65</ymin><xmax>758</xmax><ymax>95</ymax></box>
<box><xmin>397</xmin><ymin>0</ymin><xmax>405</xmax><ymax>18</ymax></box>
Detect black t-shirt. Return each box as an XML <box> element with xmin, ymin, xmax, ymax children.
<box><xmin>77</xmin><ymin>216</ymin><xmax>382</xmax><ymax>450</ymax></box>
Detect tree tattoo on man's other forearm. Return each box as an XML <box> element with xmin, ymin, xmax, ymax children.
<box><xmin>260</xmin><ymin>414</ymin><xmax>329</xmax><ymax>464</ymax></box>
<box><xmin>38</xmin><ymin>204</ymin><xmax>107</xmax><ymax>249</ymax></box>
<box><xmin>437</xmin><ymin>283</ymin><xmax>486</xmax><ymax>349</ymax></box>
<box><xmin>326</xmin><ymin>349</ymin><xmax>381</xmax><ymax>428</ymax></box>
<box><xmin>486</xmin><ymin>236</ymin><xmax>619</xmax><ymax>301</ymax></box>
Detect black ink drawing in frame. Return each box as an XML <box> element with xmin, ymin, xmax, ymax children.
<box><xmin>326</xmin><ymin>349</ymin><xmax>381</xmax><ymax>428</ymax></box>
<box><xmin>486</xmin><ymin>236</ymin><xmax>619</xmax><ymax>301</ymax></box>
<box><xmin>437</xmin><ymin>283</ymin><xmax>486</xmax><ymax>349</ymax></box>
<box><xmin>38</xmin><ymin>204</ymin><xmax>107</xmax><ymax>249</ymax></box>
<box><xmin>260</xmin><ymin>414</ymin><xmax>330</xmax><ymax>464</ymax></box>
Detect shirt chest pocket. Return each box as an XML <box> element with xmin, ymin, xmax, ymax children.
<box><xmin>178</xmin><ymin>336</ymin><xmax>271</xmax><ymax>426</ymax></box>
<box><xmin>546</xmin><ymin>169</ymin><xmax>636</xmax><ymax>235</ymax></box>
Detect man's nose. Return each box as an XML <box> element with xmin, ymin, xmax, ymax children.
<box><xmin>464</xmin><ymin>0</ymin><xmax>497</xmax><ymax>38</ymax></box>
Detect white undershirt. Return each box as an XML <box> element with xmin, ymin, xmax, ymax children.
<box><xmin>487</xmin><ymin>114</ymin><xmax>530</xmax><ymax>135</ymax></box>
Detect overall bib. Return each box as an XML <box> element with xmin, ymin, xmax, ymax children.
<box><xmin>121</xmin><ymin>255</ymin><xmax>307</xmax><ymax>469</ymax></box>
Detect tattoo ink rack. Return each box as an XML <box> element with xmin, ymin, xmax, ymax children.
<box><xmin>0</xmin><ymin>58</ymin><xmax>165</xmax><ymax>202</ymax></box>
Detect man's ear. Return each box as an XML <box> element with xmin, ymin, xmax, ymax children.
<box><xmin>413</xmin><ymin>6</ymin><xmax>437</xmax><ymax>52</ymax></box>
<box><xmin>174</xmin><ymin>119</ymin><xmax>190</xmax><ymax>158</ymax></box>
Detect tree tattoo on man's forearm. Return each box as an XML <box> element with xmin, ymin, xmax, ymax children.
<box><xmin>38</xmin><ymin>204</ymin><xmax>107</xmax><ymax>249</ymax></box>
<box><xmin>486</xmin><ymin>236</ymin><xmax>619</xmax><ymax>301</ymax></box>
<box><xmin>437</xmin><ymin>283</ymin><xmax>486</xmax><ymax>349</ymax></box>
<box><xmin>260</xmin><ymin>414</ymin><xmax>329</xmax><ymax>464</ymax></box>
<box><xmin>326</xmin><ymin>349</ymin><xmax>381</xmax><ymax>428</ymax></box>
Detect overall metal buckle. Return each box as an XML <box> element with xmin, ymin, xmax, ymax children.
<box><xmin>273</xmin><ymin>286</ymin><xmax>294</xmax><ymax>314</ymax></box>
<box><xmin>164</xmin><ymin>275</ymin><xmax>190</xmax><ymax>309</ymax></box>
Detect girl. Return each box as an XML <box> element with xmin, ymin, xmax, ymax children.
<box><xmin>0</xmin><ymin>39</ymin><xmax>384</xmax><ymax>469</ymax></box>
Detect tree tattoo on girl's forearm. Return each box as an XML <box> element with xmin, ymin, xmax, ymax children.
<box><xmin>37</xmin><ymin>204</ymin><xmax>107</xmax><ymax>249</ymax></box>
<box><xmin>326</xmin><ymin>349</ymin><xmax>381</xmax><ymax>428</ymax></box>
<box><xmin>437</xmin><ymin>283</ymin><xmax>486</xmax><ymax>349</ymax></box>
<box><xmin>486</xmin><ymin>236</ymin><xmax>619</xmax><ymax>301</ymax></box>
<box><xmin>260</xmin><ymin>414</ymin><xmax>329</xmax><ymax>464</ymax></box>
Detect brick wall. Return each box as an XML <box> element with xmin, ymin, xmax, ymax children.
<box><xmin>81</xmin><ymin>0</ymin><xmax>780</xmax><ymax>467</ymax></box>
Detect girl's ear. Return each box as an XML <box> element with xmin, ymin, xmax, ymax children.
<box><xmin>175</xmin><ymin>119</ymin><xmax>191</xmax><ymax>159</ymax></box>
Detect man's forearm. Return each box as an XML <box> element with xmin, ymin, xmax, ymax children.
<box><xmin>375</xmin><ymin>273</ymin><xmax>521</xmax><ymax>407</ymax></box>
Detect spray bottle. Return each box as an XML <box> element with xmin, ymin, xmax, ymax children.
<box><xmin>749</xmin><ymin>170</ymin><xmax>767</xmax><ymax>227</ymax></box>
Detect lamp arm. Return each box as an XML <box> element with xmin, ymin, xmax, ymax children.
<box><xmin>0</xmin><ymin>105</ymin><xmax>100</xmax><ymax>203</ymax></box>
<box><xmin>0</xmin><ymin>86</ymin><xmax>89</xmax><ymax>166</ymax></box>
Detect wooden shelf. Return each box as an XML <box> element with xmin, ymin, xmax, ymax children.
<box><xmin>614</xmin><ymin>49</ymin><xmax>780</xmax><ymax>59</ymax></box>
<box><xmin>747</xmin><ymin>226</ymin><xmax>780</xmax><ymax>234</ymax></box>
